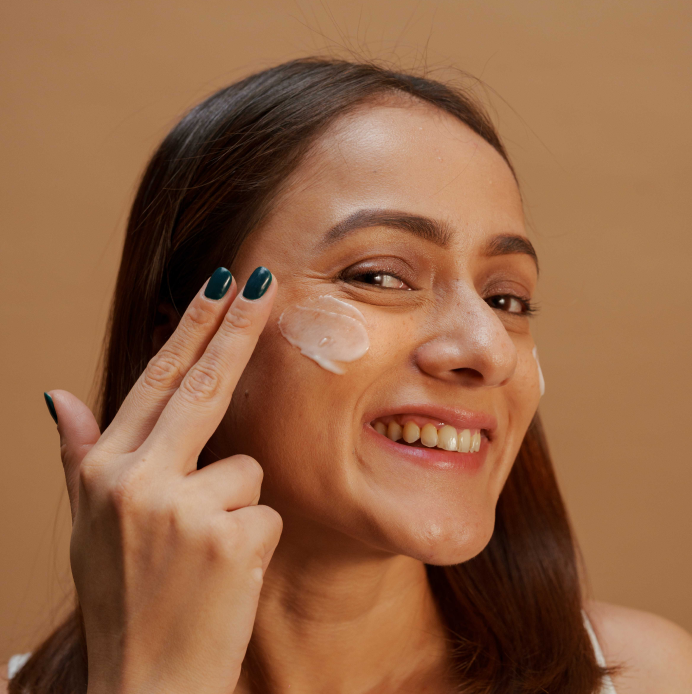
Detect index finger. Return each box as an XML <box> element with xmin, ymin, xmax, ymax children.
<box><xmin>144</xmin><ymin>266</ymin><xmax>277</xmax><ymax>470</ymax></box>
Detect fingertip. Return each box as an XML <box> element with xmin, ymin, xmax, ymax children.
<box><xmin>204</xmin><ymin>267</ymin><xmax>234</xmax><ymax>301</ymax></box>
<box><xmin>47</xmin><ymin>390</ymin><xmax>101</xmax><ymax>446</ymax></box>
<box><xmin>241</xmin><ymin>266</ymin><xmax>274</xmax><ymax>301</ymax></box>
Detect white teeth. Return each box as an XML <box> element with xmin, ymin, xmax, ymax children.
<box><xmin>373</xmin><ymin>418</ymin><xmax>483</xmax><ymax>453</ymax></box>
<box><xmin>458</xmin><ymin>428</ymin><xmax>471</xmax><ymax>453</ymax></box>
<box><xmin>387</xmin><ymin>421</ymin><xmax>403</xmax><ymax>442</ymax></box>
<box><xmin>402</xmin><ymin>421</ymin><xmax>420</xmax><ymax>443</ymax></box>
<box><xmin>420</xmin><ymin>423</ymin><xmax>439</xmax><ymax>448</ymax></box>
<box><xmin>471</xmin><ymin>431</ymin><xmax>481</xmax><ymax>453</ymax></box>
<box><xmin>436</xmin><ymin>425</ymin><xmax>457</xmax><ymax>451</ymax></box>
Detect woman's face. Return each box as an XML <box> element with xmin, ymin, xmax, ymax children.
<box><xmin>214</xmin><ymin>98</ymin><xmax>541</xmax><ymax>565</ymax></box>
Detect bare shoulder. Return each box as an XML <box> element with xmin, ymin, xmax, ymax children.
<box><xmin>1</xmin><ymin>662</ymin><xmax>8</xmax><ymax>693</ymax></box>
<box><xmin>587</xmin><ymin>600</ymin><xmax>692</xmax><ymax>693</ymax></box>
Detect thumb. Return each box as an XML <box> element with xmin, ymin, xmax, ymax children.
<box><xmin>45</xmin><ymin>390</ymin><xmax>101</xmax><ymax>523</ymax></box>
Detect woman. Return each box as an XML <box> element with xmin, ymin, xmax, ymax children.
<box><xmin>5</xmin><ymin>58</ymin><xmax>692</xmax><ymax>694</ymax></box>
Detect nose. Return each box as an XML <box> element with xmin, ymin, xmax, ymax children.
<box><xmin>414</xmin><ymin>288</ymin><xmax>518</xmax><ymax>388</ymax></box>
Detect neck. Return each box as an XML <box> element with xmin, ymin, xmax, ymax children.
<box><xmin>236</xmin><ymin>517</ymin><xmax>451</xmax><ymax>694</ymax></box>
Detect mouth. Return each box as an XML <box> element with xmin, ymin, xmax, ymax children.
<box><xmin>362</xmin><ymin>405</ymin><xmax>496</xmax><ymax>471</ymax></box>
<box><xmin>370</xmin><ymin>415</ymin><xmax>487</xmax><ymax>453</ymax></box>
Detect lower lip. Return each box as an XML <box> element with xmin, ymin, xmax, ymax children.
<box><xmin>363</xmin><ymin>424</ymin><xmax>488</xmax><ymax>472</ymax></box>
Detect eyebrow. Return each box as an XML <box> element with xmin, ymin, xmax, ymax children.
<box><xmin>484</xmin><ymin>234</ymin><xmax>539</xmax><ymax>273</ymax></box>
<box><xmin>323</xmin><ymin>208</ymin><xmax>453</xmax><ymax>247</ymax></box>
<box><xmin>322</xmin><ymin>207</ymin><xmax>538</xmax><ymax>272</ymax></box>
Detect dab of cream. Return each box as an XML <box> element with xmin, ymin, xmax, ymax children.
<box><xmin>278</xmin><ymin>295</ymin><xmax>370</xmax><ymax>375</ymax></box>
<box><xmin>532</xmin><ymin>346</ymin><xmax>546</xmax><ymax>397</ymax></box>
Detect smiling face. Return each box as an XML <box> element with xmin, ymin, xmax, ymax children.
<box><xmin>210</xmin><ymin>97</ymin><xmax>541</xmax><ymax>565</ymax></box>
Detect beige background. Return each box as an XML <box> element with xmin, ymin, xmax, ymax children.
<box><xmin>1</xmin><ymin>0</ymin><xmax>691</xmax><ymax>661</ymax></box>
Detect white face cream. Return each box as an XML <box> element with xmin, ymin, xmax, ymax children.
<box><xmin>532</xmin><ymin>345</ymin><xmax>546</xmax><ymax>397</ymax></box>
<box><xmin>278</xmin><ymin>295</ymin><xmax>370</xmax><ymax>375</ymax></box>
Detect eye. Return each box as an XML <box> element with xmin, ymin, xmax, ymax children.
<box><xmin>349</xmin><ymin>271</ymin><xmax>412</xmax><ymax>290</ymax></box>
<box><xmin>486</xmin><ymin>294</ymin><xmax>533</xmax><ymax>315</ymax></box>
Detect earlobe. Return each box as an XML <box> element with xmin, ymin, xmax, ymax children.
<box><xmin>153</xmin><ymin>302</ymin><xmax>181</xmax><ymax>352</ymax></box>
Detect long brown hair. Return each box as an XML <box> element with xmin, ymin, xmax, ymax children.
<box><xmin>11</xmin><ymin>58</ymin><xmax>608</xmax><ymax>694</ymax></box>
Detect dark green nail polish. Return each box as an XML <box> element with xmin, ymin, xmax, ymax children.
<box><xmin>242</xmin><ymin>266</ymin><xmax>272</xmax><ymax>300</ymax></box>
<box><xmin>204</xmin><ymin>267</ymin><xmax>232</xmax><ymax>300</ymax></box>
<box><xmin>44</xmin><ymin>392</ymin><xmax>58</xmax><ymax>424</ymax></box>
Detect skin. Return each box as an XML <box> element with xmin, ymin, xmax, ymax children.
<box><xmin>4</xmin><ymin>99</ymin><xmax>691</xmax><ymax>693</ymax></box>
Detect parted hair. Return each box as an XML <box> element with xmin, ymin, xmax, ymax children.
<box><xmin>11</xmin><ymin>58</ymin><xmax>608</xmax><ymax>694</ymax></box>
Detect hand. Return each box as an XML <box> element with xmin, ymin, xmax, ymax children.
<box><xmin>48</xmin><ymin>267</ymin><xmax>282</xmax><ymax>694</ymax></box>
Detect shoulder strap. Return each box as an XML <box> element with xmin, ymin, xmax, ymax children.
<box><xmin>583</xmin><ymin>612</ymin><xmax>618</xmax><ymax>694</ymax></box>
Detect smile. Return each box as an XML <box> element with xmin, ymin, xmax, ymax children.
<box><xmin>370</xmin><ymin>416</ymin><xmax>485</xmax><ymax>453</ymax></box>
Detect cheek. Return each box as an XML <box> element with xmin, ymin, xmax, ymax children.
<box><xmin>359</xmin><ymin>310</ymin><xmax>417</xmax><ymax>368</ymax></box>
<box><xmin>504</xmin><ymin>342</ymin><xmax>542</xmax><ymax>434</ymax></box>
<box><xmin>223</xmin><ymin>311</ymin><xmax>408</xmax><ymax>502</ymax></box>
<box><xmin>246</xmin><ymin>304</ymin><xmax>406</xmax><ymax>411</ymax></box>
<box><xmin>225</xmin><ymin>319</ymin><xmax>365</xmax><ymax>467</ymax></box>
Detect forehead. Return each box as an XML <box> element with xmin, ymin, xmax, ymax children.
<box><xmin>275</xmin><ymin>99</ymin><xmax>525</xmax><ymax>247</ymax></box>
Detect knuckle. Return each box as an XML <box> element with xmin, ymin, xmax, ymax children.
<box><xmin>178</xmin><ymin>361</ymin><xmax>222</xmax><ymax>403</ymax></box>
<box><xmin>235</xmin><ymin>455</ymin><xmax>264</xmax><ymax>485</ymax></box>
<box><xmin>223</xmin><ymin>303</ymin><xmax>253</xmax><ymax>332</ymax></box>
<box><xmin>143</xmin><ymin>350</ymin><xmax>186</xmax><ymax>392</ymax></box>
<box><xmin>78</xmin><ymin>460</ymin><xmax>101</xmax><ymax>494</ymax></box>
<box><xmin>205</xmin><ymin>516</ymin><xmax>244</xmax><ymax>560</ymax></box>
<box><xmin>160</xmin><ymin>496</ymin><xmax>187</xmax><ymax>533</ymax></box>
<box><xmin>237</xmin><ymin>506</ymin><xmax>282</xmax><ymax>551</ymax></box>
<box><xmin>109</xmin><ymin>472</ymin><xmax>187</xmax><ymax>534</ymax></box>
<box><xmin>107</xmin><ymin>465</ymin><xmax>148</xmax><ymax>513</ymax></box>
<box><xmin>183</xmin><ymin>302</ymin><xmax>217</xmax><ymax>331</ymax></box>
<box><xmin>261</xmin><ymin>506</ymin><xmax>284</xmax><ymax>536</ymax></box>
<box><xmin>252</xmin><ymin>507</ymin><xmax>284</xmax><ymax>549</ymax></box>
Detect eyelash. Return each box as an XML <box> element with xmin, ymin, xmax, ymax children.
<box><xmin>344</xmin><ymin>269</ymin><xmax>537</xmax><ymax>316</ymax></box>
<box><xmin>485</xmin><ymin>294</ymin><xmax>537</xmax><ymax>316</ymax></box>
<box><xmin>345</xmin><ymin>270</ymin><xmax>412</xmax><ymax>291</ymax></box>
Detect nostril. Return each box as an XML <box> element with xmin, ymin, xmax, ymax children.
<box><xmin>451</xmin><ymin>367</ymin><xmax>484</xmax><ymax>382</ymax></box>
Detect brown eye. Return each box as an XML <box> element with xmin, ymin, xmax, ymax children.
<box><xmin>486</xmin><ymin>294</ymin><xmax>530</xmax><ymax>315</ymax></box>
<box><xmin>353</xmin><ymin>272</ymin><xmax>411</xmax><ymax>290</ymax></box>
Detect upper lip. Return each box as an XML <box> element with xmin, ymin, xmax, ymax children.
<box><xmin>363</xmin><ymin>403</ymin><xmax>497</xmax><ymax>439</ymax></box>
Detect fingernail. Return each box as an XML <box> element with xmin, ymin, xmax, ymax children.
<box><xmin>204</xmin><ymin>267</ymin><xmax>233</xmax><ymax>300</ymax></box>
<box><xmin>242</xmin><ymin>266</ymin><xmax>272</xmax><ymax>300</ymax></box>
<box><xmin>44</xmin><ymin>392</ymin><xmax>58</xmax><ymax>424</ymax></box>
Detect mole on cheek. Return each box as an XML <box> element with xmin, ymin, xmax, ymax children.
<box><xmin>278</xmin><ymin>295</ymin><xmax>370</xmax><ymax>375</ymax></box>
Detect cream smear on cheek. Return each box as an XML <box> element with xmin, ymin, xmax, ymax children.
<box><xmin>532</xmin><ymin>346</ymin><xmax>546</xmax><ymax>397</ymax></box>
<box><xmin>278</xmin><ymin>295</ymin><xmax>370</xmax><ymax>375</ymax></box>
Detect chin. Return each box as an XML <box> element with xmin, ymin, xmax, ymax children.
<box><xmin>365</xmin><ymin>502</ymin><xmax>498</xmax><ymax>566</ymax></box>
<box><xmin>412</xmin><ymin>525</ymin><xmax>495</xmax><ymax>567</ymax></box>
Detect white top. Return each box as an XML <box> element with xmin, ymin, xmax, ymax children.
<box><xmin>585</xmin><ymin>613</ymin><xmax>618</xmax><ymax>694</ymax></box>
<box><xmin>6</xmin><ymin>652</ymin><xmax>30</xmax><ymax>680</ymax></box>
<box><xmin>7</xmin><ymin>615</ymin><xmax>616</xmax><ymax>691</ymax></box>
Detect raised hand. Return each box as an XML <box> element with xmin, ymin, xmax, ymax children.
<box><xmin>47</xmin><ymin>267</ymin><xmax>282</xmax><ymax>694</ymax></box>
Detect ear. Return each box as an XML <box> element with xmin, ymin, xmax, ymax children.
<box><xmin>152</xmin><ymin>302</ymin><xmax>182</xmax><ymax>353</ymax></box>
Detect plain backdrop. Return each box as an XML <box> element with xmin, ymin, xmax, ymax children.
<box><xmin>1</xmin><ymin>0</ymin><xmax>691</xmax><ymax>662</ymax></box>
